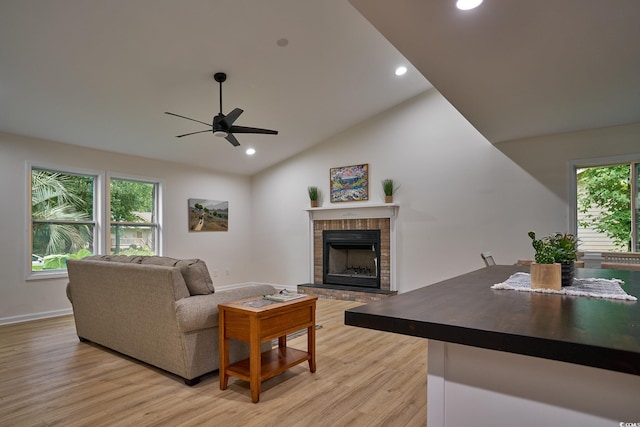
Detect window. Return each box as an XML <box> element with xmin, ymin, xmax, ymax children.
<box><xmin>109</xmin><ymin>177</ymin><xmax>158</xmax><ymax>255</ymax></box>
<box><xmin>575</xmin><ymin>161</ymin><xmax>639</xmax><ymax>253</ymax></box>
<box><xmin>31</xmin><ymin>168</ymin><xmax>96</xmax><ymax>272</ymax></box>
<box><xmin>29</xmin><ymin>166</ymin><xmax>161</xmax><ymax>275</ymax></box>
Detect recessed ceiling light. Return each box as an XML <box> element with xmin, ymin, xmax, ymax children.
<box><xmin>456</xmin><ymin>0</ymin><xmax>483</xmax><ymax>10</ymax></box>
<box><xmin>276</xmin><ymin>38</ymin><xmax>289</xmax><ymax>47</ymax></box>
<box><xmin>395</xmin><ymin>66</ymin><xmax>407</xmax><ymax>76</ymax></box>
<box><xmin>245</xmin><ymin>148</ymin><xmax>256</xmax><ymax>155</ymax></box>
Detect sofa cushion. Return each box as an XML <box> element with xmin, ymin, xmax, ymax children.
<box><xmin>79</xmin><ymin>255</ymin><xmax>214</xmax><ymax>295</ymax></box>
<box><xmin>175</xmin><ymin>259</ymin><xmax>215</xmax><ymax>295</ymax></box>
<box><xmin>174</xmin><ymin>284</ymin><xmax>277</xmax><ymax>332</ymax></box>
<box><xmin>138</xmin><ymin>256</ymin><xmax>179</xmax><ymax>267</ymax></box>
<box><xmin>84</xmin><ymin>254</ymin><xmax>142</xmax><ymax>263</ymax></box>
<box><xmin>138</xmin><ymin>256</ymin><xmax>214</xmax><ymax>295</ymax></box>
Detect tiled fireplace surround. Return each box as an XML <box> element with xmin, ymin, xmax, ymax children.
<box><xmin>298</xmin><ymin>205</ymin><xmax>398</xmax><ymax>302</ymax></box>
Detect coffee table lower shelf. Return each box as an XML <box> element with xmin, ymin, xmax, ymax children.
<box><xmin>225</xmin><ymin>347</ymin><xmax>312</xmax><ymax>383</ymax></box>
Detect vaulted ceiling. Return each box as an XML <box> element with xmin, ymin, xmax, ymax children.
<box><xmin>0</xmin><ymin>0</ymin><xmax>430</xmax><ymax>175</ymax></box>
<box><xmin>349</xmin><ymin>0</ymin><xmax>640</xmax><ymax>145</ymax></box>
<box><xmin>2</xmin><ymin>1</ymin><xmax>638</xmax><ymax>176</ymax></box>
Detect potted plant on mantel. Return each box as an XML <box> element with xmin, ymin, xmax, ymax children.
<box><xmin>308</xmin><ymin>186</ymin><xmax>319</xmax><ymax>208</ymax></box>
<box><xmin>528</xmin><ymin>231</ymin><xmax>578</xmax><ymax>289</ymax></box>
<box><xmin>381</xmin><ymin>179</ymin><xmax>398</xmax><ymax>203</ymax></box>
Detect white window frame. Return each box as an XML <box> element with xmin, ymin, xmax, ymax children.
<box><xmin>569</xmin><ymin>153</ymin><xmax>640</xmax><ymax>253</ymax></box>
<box><xmin>106</xmin><ymin>172</ymin><xmax>163</xmax><ymax>256</ymax></box>
<box><xmin>27</xmin><ymin>162</ymin><xmax>103</xmax><ymax>280</ymax></box>
<box><xmin>26</xmin><ymin>163</ymin><xmax>163</xmax><ymax>280</ymax></box>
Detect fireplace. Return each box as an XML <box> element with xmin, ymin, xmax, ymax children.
<box><xmin>302</xmin><ymin>209</ymin><xmax>396</xmax><ymax>301</ymax></box>
<box><xmin>323</xmin><ymin>229</ymin><xmax>381</xmax><ymax>289</ymax></box>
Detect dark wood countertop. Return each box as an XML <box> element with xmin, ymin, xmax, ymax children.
<box><xmin>344</xmin><ymin>265</ymin><xmax>640</xmax><ymax>376</ymax></box>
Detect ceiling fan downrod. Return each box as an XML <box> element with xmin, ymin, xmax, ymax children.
<box><xmin>214</xmin><ymin>72</ymin><xmax>226</xmax><ymax>115</ymax></box>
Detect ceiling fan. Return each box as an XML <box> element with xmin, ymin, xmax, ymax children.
<box><xmin>165</xmin><ymin>72</ymin><xmax>278</xmax><ymax>147</ymax></box>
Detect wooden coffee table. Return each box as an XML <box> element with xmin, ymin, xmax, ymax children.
<box><xmin>218</xmin><ymin>294</ymin><xmax>317</xmax><ymax>403</ymax></box>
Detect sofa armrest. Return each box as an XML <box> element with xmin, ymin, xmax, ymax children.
<box><xmin>174</xmin><ymin>284</ymin><xmax>277</xmax><ymax>332</ymax></box>
<box><xmin>175</xmin><ymin>293</ymin><xmax>218</xmax><ymax>332</ymax></box>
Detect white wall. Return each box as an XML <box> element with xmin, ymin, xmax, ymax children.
<box><xmin>0</xmin><ymin>132</ymin><xmax>254</xmax><ymax>323</ymax></box>
<box><xmin>497</xmin><ymin>121</ymin><xmax>640</xmax><ymax>201</ymax></box>
<box><xmin>5</xmin><ymin>91</ymin><xmax>638</xmax><ymax>321</ymax></box>
<box><xmin>250</xmin><ymin>90</ymin><xmax>568</xmax><ymax>293</ymax></box>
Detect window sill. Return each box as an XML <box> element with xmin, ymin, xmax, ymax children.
<box><xmin>26</xmin><ymin>270</ymin><xmax>69</xmax><ymax>281</ymax></box>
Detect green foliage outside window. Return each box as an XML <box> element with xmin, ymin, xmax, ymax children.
<box><xmin>31</xmin><ymin>170</ymin><xmax>94</xmax><ymax>266</ymax></box>
<box><xmin>31</xmin><ymin>169</ymin><xmax>159</xmax><ymax>271</ymax></box>
<box><xmin>110</xmin><ymin>179</ymin><xmax>154</xmax><ymax>222</ymax></box>
<box><xmin>110</xmin><ymin>179</ymin><xmax>156</xmax><ymax>255</ymax></box>
<box><xmin>577</xmin><ymin>165</ymin><xmax>632</xmax><ymax>251</ymax></box>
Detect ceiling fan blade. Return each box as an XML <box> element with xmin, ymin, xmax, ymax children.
<box><xmin>165</xmin><ymin>112</ymin><xmax>212</xmax><ymax>127</ymax></box>
<box><xmin>176</xmin><ymin>130</ymin><xmax>211</xmax><ymax>138</ymax></box>
<box><xmin>229</xmin><ymin>125</ymin><xmax>278</xmax><ymax>135</ymax></box>
<box><xmin>225</xmin><ymin>133</ymin><xmax>241</xmax><ymax>147</ymax></box>
<box><xmin>221</xmin><ymin>108</ymin><xmax>244</xmax><ymax>128</ymax></box>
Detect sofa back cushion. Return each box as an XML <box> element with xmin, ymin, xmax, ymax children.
<box><xmin>83</xmin><ymin>255</ymin><xmax>214</xmax><ymax>295</ymax></box>
<box><xmin>138</xmin><ymin>257</ymin><xmax>214</xmax><ymax>295</ymax></box>
<box><xmin>85</xmin><ymin>254</ymin><xmax>141</xmax><ymax>263</ymax></box>
<box><xmin>175</xmin><ymin>259</ymin><xmax>215</xmax><ymax>295</ymax></box>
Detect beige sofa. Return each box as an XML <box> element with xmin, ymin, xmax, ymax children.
<box><xmin>66</xmin><ymin>255</ymin><xmax>276</xmax><ymax>385</ymax></box>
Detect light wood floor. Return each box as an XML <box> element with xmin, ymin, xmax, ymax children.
<box><xmin>0</xmin><ymin>299</ymin><xmax>427</xmax><ymax>427</ymax></box>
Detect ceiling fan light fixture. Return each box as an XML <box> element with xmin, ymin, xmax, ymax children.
<box><xmin>166</xmin><ymin>71</ymin><xmax>278</xmax><ymax>146</ymax></box>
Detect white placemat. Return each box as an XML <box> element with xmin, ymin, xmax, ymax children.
<box><xmin>491</xmin><ymin>272</ymin><xmax>637</xmax><ymax>301</ymax></box>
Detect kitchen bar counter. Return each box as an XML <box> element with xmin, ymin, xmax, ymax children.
<box><xmin>345</xmin><ymin>265</ymin><xmax>640</xmax><ymax>426</ymax></box>
<box><xmin>345</xmin><ymin>265</ymin><xmax>640</xmax><ymax>375</ymax></box>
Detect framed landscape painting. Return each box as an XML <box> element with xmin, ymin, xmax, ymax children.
<box><xmin>329</xmin><ymin>164</ymin><xmax>369</xmax><ymax>202</ymax></box>
<box><xmin>188</xmin><ymin>199</ymin><xmax>229</xmax><ymax>232</ymax></box>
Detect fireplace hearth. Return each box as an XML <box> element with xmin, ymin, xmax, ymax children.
<box><xmin>323</xmin><ymin>229</ymin><xmax>381</xmax><ymax>289</ymax></box>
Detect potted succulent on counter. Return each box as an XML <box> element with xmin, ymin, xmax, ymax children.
<box><xmin>528</xmin><ymin>231</ymin><xmax>561</xmax><ymax>290</ymax></box>
<box><xmin>528</xmin><ymin>231</ymin><xmax>579</xmax><ymax>289</ymax></box>
<box><xmin>547</xmin><ymin>232</ymin><xmax>579</xmax><ymax>286</ymax></box>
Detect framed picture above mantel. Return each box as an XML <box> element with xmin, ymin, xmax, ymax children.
<box><xmin>329</xmin><ymin>163</ymin><xmax>369</xmax><ymax>203</ymax></box>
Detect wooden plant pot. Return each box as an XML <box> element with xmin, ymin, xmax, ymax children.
<box><xmin>530</xmin><ymin>262</ymin><xmax>561</xmax><ymax>291</ymax></box>
<box><xmin>385</xmin><ymin>195</ymin><xmax>393</xmax><ymax>203</ymax></box>
<box><xmin>310</xmin><ymin>200</ymin><xmax>318</xmax><ymax>208</ymax></box>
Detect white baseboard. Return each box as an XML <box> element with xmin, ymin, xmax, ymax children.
<box><xmin>0</xmin><ymin>308</ymin><xmax>73</xmax><ymax>326</ymax></box>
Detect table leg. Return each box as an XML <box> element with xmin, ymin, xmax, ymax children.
<box><xmin>278</xmin><ymin>335</ymin><xmax>287</xmax><ymax>348</ymax></box>
<box><xmin>219</xmin><ymin>310</ymin><xmax>229</xmax><ymax>390</ymax></box>
<box><xmin>308</xmin><ymin>323</ymin><xmax>316</xmax><ymax>373</ymax></box>
<box><xmin>250</xmin><ymin>317</ymin><xmax>261</xmax><ymax>403</ymax></box>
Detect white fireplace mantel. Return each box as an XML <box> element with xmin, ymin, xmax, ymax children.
<box><xmin>305</xmin><ymin>203</ymin><xmax>399</xmax><ymax>221</ymax></box>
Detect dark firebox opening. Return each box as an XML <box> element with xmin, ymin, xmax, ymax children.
<box><xmin>322</xmin><ymin>229</ymin><xmax>381</xmax><ymax>289</ymax></box>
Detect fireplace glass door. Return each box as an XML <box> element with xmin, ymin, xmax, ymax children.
<box><xmin>323</xmin><ymin>230</ymin><xmax>381</xmax><ymax>288</ymax></box>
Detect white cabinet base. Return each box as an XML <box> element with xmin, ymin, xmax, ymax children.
<box><xmin>428</xmin><ymin>340</ymin><xmax>640</xmax><ymax>427</ymax></box>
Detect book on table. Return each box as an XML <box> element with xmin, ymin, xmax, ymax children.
<box><xmin>239</xmin><ymin>292</ymin><xmax>307</xmax><ymax>307</ymax></box>
<box><xmin>263</xmin><ymin>292</ymin><xmax>306</xmax><ymax>302</ymax></box>
<box><xmin>241</xmin><ymin>298</ymin><xmax>278</xmax><ymax>308</ymax></box>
